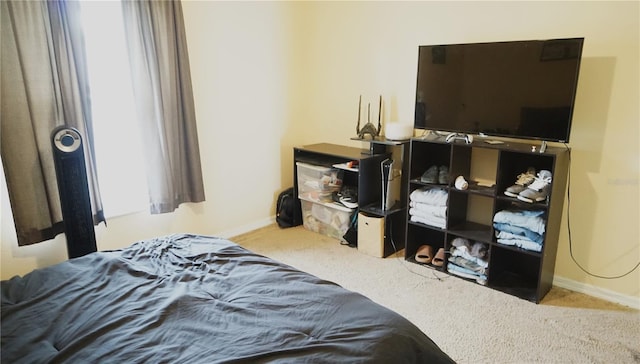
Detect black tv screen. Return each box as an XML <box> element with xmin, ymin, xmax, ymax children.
<box><xmin>414</xmin><ymin>38</ymin><xmax>584</xmax><ymax>143</ymax></box>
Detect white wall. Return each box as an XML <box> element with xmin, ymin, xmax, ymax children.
<box><xmin>2</xmin><ymin>1</ymin><xmax>638</xmax><ymax>306</ymax></box>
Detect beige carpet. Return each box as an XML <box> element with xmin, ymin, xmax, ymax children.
<box><xmin>231</xmin><ymin>224</ymin><xmax>640</xmax><ymax>364</ymax></box>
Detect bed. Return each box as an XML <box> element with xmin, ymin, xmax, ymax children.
<box><xmin>1</xmin><ymin>234</ymin><xmax>454</xmax><ymax>363</ymax></box>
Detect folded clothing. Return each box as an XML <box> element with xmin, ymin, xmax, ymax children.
<box><xmin>493</xmin><ymin>209</ymin><xmax>546</xmax><ymax>235</ymax></box>
<box><xmin>493</xmin><ymin>222</ymin><xmax>543</xmax><ymax>244</ymax></box>
<box><xmin>409</xmin><ymin>187</ymin><xmax>448</xmax><ymax>206</ymax></box>
<box><xmin>495</xmin><ymin>231</ymin><xmax>543</xmax><ymax>252</ymax></box>
<box><xmin>446</xmin><ymin>238</ymin><xmax>489</xmax><ymax>285</ymax></box>
<box><xmin>409</xmin><ymin>201</ymin><xmax>447</xmax><ymax>218</ymax></box>
<box><xmin>450</xmin><ymin>238</ymin><xmax>488</xmax><ymax>262</ymax></box>
<box><xmin>493</xmin><ymin>209</ymin><xmax>546</xmax><ymax>252</ymax></box>
<box><xmin>447</xmin><ymin>263</ymin><xmax>487</xmax><ymax>285</ymax></box>
<box><xmin>448</xmin><ymin>255</ymin><xmax>486</xmax><ymax>275</ymax></box>
<box><xmin>409</xmin><ymin>187</ymin><xmax>448</xmax><ymax>229</ymax></box>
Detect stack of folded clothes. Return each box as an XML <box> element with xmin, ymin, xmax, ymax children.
<box><xmin>447</xmin><ymin>238</ymin><xmax>489</xmax><ymax>285</ymax></box>
<box><xmin>408</xmin><ymin>187</ymin><xmax>448</xmax><ymax>229</ymax></box>
<box><xmin>492</xmin><ymin>209</ymin><xmax>546</xmax><ymax>252</ymax></box>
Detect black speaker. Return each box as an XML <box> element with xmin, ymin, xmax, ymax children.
<box><xmin>51</xmin><ymin>126</ymin><xmax>97</xmax><ymax>259</ymax></box>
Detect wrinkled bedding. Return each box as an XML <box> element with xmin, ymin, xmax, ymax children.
<box><xmin>1</xmin><ymin>234</ymin><xmax>454</xmax><ymax>363</ymax></box>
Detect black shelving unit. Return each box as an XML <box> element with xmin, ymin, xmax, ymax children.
<box><xmin>293</xmin><ymin>141</ymin><xmax>409</xmax><ymax>257</ymax></box>
<box><xmin>404</xmin><ymin>136</ymin><xmax>569</xmax><ymax>303</ymax></box>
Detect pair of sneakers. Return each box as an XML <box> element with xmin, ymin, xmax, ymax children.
<box><xmin>504</xmin><ymin>167</ymin><xmax>552</xmax><ymax>203</ymax></box>
<box><xmin>420</xmin><ymin>165</ymin><xmax>449</xmax><ymax>185</ymax></box>
<box><xmin>332</xmin><ymin>186</ymin><xmax>358</xmax><ymax>209</ymax></box>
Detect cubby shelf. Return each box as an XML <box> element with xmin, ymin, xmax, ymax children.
<box><xmin>404</xmin><ymin>136</ymin><xmax>570</xmax><ymax>303</ymax></box>
<box><xmin>293</xmin><ymin>137</ymin><xmax>569</xmax><ymax>303</ymax></box>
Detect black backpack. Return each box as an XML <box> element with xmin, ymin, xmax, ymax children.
<box><xmin>276</xmin><ymin>187</ymin><xmax>300</xmax><ymax>228</ymax></box>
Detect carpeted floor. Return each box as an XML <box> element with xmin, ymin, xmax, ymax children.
<box><xmin>231</xmin><ymin>224</ymin><xmax>640</xmax><ymax>364</ymax></box>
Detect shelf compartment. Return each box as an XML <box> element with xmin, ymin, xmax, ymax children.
<box><xmin>468</xmin><ymin>147</ymin><xmax>498</xmax><ymax>188</ymax></box>
<box><xmin>443</xmin><ymin>234</ymin><xmax>490</xmax><ymax>286</ymax></box>
<box><xmin>409</xmin><ymin>141</ymin><xmax>451</xmax><ymax>182</ymax></box>
<box><xmin>448</xmin><ymin>192</ymin><xmax>494</xmax><ymax>240</ymax></box>
<box><xmin>488</xmin><ymin>245</ymin><xmax>543</xmax><ymax>302</ymax></box>
<box><xmin>406</xmin><ymin>224</ymin><xmax>446</xmax><ymax>270</ymax></box>
<box><xmin>408</xmin><ymin>185</ymin><xmax>448</xmax><ymax>230</ymax></box>
<box><xmin>447</xmin><ymin>221</ymin><xmax>492</xmax><ymax>242</ymax></box>
<box><xmin>450</xmin><ymin>145</ymin><xmax>498</xmax><ymax>191</ymax></box>
<box><xmin>492</xmin><ymin>203</ymin><xmax>547</xmax><ymax>256</ymax></box>
<box><xmin>496</xmin><ymin>151</ymin><xmax>554</xmax><ymax>199</ymax></box>
<box><xmin>489</xmin><ymin>271</ymin><xmax>539</xmax><ymax>302</ymax></box>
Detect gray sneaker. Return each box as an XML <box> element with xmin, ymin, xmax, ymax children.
<box><xmin>504</xmin><ymin>167</ymin><xmax>536</xmax><ymax>197</ymax></box>
<box><xmin>420</xmin><ymin>165</ymin><xmax>438</xmax><ymax>184</ymax></box>
<box><xmin>438</xmin><ymin>165</ymin><xmax>450</xmax><ymax>185</ymax></box>
<box><xmin>517</xmin><ymin>170</ymin><xmax>552</xmax><ymax>203</ymax></box>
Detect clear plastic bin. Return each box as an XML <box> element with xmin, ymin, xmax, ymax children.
<box><xmin>296</xmin><ymin>162</ymin><xmax>343</xmax><ymax>203</ymax></box>
<box><xmin>301</xmin><ymin>199</ymin><xmax>353</xmax><ymax>241</ymax></box>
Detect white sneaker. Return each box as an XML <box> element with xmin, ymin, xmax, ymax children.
<box><xmin>504</xmin><ymin>167</ymin><xmax>536</xmax><ymax>197</ymax></box>
<box><xmin>517</xmin><ymin>170</ymin><xmax>552</xmax><ymax>203</ymax></box>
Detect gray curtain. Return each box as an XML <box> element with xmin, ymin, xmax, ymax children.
<box><xmin>1</xmin><ymin>0</ymin><xmax>105</xmax><ymax>246</ymax></box>
<box><xmin>121</xmin><ymin>0</ymin><xmax>205</xmax><ymax>214</ymax></box>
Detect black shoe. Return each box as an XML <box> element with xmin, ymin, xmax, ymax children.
<box><xmin>333</xmin><ymin>186</ymin><xmax>358</xmax><ymax>208</ymax></box>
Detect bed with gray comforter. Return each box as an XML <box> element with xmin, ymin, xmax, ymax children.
<box><xmin>1</xmin><ymin>234</ymin><xmax>454</xmax><ymax>363</ymax></box>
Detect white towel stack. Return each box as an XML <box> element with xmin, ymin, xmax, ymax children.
<box><xmin>409</xmin><ymin>187</ymin><xmax>447</xmax><ymax>229</ymax></box>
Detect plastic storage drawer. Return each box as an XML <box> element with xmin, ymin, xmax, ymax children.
<box><xmin>300</xmin><ymin>199</ymin><xmax>353</xmax><ymax>241</ymax></box>
<box><xmin>296</xmin><ymin>162</ymin><xmax>343</xmax><ymax>203</ymax></box>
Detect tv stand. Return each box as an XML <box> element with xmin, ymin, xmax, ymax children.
<box><xmin>405</xmin><ymin>138</ymin><xmax>570</xmax><ymax>303</ymax></box>
<box><xmin>445</xmin><ymin>132</ymin><xmax>474</xmax><ymax>144</ymax></box>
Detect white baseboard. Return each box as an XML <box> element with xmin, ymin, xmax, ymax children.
<box><xmin>216</xmin><ymin>217</ymin><xmax>275</xmax><ymax>240</ymax></box>
<box><xmin>553</xmin><ymin>275</ymin><xmax>640</xmax><ymax>310</ymax></box>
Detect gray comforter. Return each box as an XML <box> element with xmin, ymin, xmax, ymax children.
<box><xmin>2</xmin><ymin>234</ymin><xmax>454</xmax><ymax>363</ymax></box>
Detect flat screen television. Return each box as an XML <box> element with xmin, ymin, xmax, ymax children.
<box><xmin>414</xmin><ymin>38</ymin><xmax>584</xmax><ymax>143</ymax></box>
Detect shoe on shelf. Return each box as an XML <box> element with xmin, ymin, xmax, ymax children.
<box><xmin>438</xmin><ymin>166</ymin><xmax>450</xmax><ymax>185</ymax></box>
<box><xmin>333</xmin><ymin>186</ymin><xmax>358</xmax><ymax>208</ymax></box>
<box><xmin>339</xmin><ymin>196</ymin><xmax>358</xmax><ymax>209</ymax></box>
<box><xmin>517</xmin><ymin>170</ymin><xmax>552</xmax><ymax>203</ymax></box>
<box><xmin>415</xmin><ymin>245</ymin><xmax>434</xmax><ymax>264</ymax></box>
<box><xmin>504</xmin><ymin>167</ymin><xmax>536</xmax><ymax>197</ymax></box>
<box><xmin>420</xmin><ymin>165</ymin><xmax>438</xmax><ymax>184</ymax></box>
<box><xmin>432</xmin><ymin>248</ymin><xmax>446</xmax><ymax>267</ymax></box>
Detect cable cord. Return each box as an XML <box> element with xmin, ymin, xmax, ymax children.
<box><xmin>564</xmin><ymin>144</ymin><xmax>640</xmax><ymax>279</ymax></box>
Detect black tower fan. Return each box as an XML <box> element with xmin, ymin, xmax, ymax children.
<box><xmin>51</xmin><ymin>126</ymin><xmax>97</xmax><ymax>259</ymax></box>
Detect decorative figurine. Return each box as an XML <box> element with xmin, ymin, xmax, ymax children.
<box><xmin>356</xmin><ymin>95</ymin><xmax>382</xmax><ymax>139</ymax></box>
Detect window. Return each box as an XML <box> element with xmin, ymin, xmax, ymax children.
<box><xmin>80</xmin><ymin>2</ymin><xmax>147</xmax><ymax>217</ymax></box>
